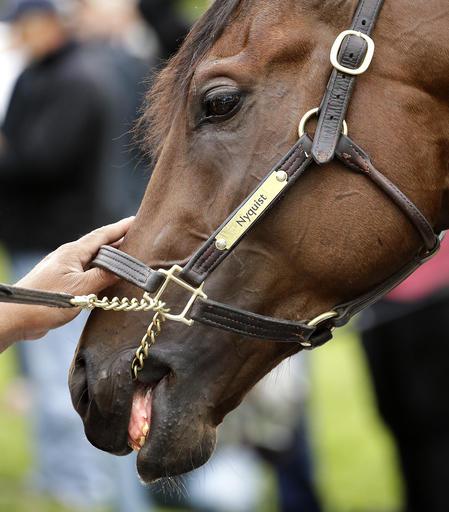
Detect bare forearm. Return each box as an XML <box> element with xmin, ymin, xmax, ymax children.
<box><xmin>0</xmin><ymin>304</ymin><xmax>26</xmax><ymax>353</ymax></box>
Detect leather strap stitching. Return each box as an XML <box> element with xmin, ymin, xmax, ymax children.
<box><xmin>97</xmin><ymin>252</ymin><xmax>149</xmax><ymax>281</ymax></box>
<box><xmin>197</xmin><ymin>310</ymin><xmax>305</xmax><ymax>342</ymax></box>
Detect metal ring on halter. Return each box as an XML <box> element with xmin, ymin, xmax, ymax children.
<box><xmin>299</xmin><ymin>310</ymin><xmax>339</xmax><ymax>348</ymax></box>
<box><xmin>307</xmin><ymin>310</ymin><xmax>338</xmax><ymax>328</ymax></box>
<box><xmin>298</xmin><ymin>107</ymin><xmax>348</xmax><ymax>138</ymax></box>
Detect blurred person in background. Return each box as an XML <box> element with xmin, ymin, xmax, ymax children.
<box><xmin>0</xmin><ymin>0</ymin><xmax>109</xmax><ymax>254</ymax></box>
<box><xmin>359</xmin><ymin>235</ymin><xmax>449</xmax><ymax>512</ymax></box>
<box><xmin>74</xmin><ymin>0</ymin><xmax>157</xmax><ymax>222</ymax></box>
<box><xmin>0</xmin><ymin>1</ymin><xmax>150</xmax><ymax>509</ymax></box>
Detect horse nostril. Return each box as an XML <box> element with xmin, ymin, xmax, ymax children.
<box><xmin>69</xmin><ymin>354</ymin><xmax>91</xmax><ymax>418</ymax></box>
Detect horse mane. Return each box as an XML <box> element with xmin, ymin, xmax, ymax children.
<box><xmin>138</xmin><ymin>0</ymin><xmax>245</xmax><ymax>160</ymax></box>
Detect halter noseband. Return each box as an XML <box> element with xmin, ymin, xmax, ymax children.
<box><xmin>0</xmin><ymin>0</ymin><xmax>441</xmax><ymax>379</ymax></box>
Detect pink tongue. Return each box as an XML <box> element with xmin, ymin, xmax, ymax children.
<box><xmin>128</xmin><ymin>388</ymin><xmax>152</xmax><ymax>449</ymax></box>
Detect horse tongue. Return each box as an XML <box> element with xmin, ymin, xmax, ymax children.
<box><xmin>127</xmin><ymin>387</ymin><xmax>152</xmax><ymax>451</ymax></box>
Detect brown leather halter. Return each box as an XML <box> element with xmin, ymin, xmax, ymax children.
<box><xmin>0</xmin><ymin>0</ymin><xmax>442</xmax><ymax>378</ymax></box>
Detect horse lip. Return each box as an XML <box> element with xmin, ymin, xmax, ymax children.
<box><xmin>130</xmin><ymin>375</ymin><xmax>167</xmax><ymax>456</ymax></box>
<box><xmin>127</xmin><ymin>361</ymin><xmax>170</xmax><ymax>449</ymax></box>
<box><xmin>134</xmin><ymin>377</ymin><xmax>168</xmax><ymax>477</ymax></box>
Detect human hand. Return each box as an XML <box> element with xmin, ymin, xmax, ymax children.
<box><xmin>1</xmin><ymin>217</ymin><xmax>134</xmax><ymax>346</ymax></box>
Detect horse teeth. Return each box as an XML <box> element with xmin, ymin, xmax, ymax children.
<box><xmin>142</xmin><ymin>424</ymin><xmax>149</xmax><ymax>436</ymax></box>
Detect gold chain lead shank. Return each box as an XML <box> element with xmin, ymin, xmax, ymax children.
<box><xmin>131</xmin><ymin>309</ymin><xmax>167</xmax><ymax>380</ymax></box>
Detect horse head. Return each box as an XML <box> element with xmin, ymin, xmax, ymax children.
<box><xmin>69</xmin><ymin>0</ymin><xmax>449</xmax><ymax>482</ymax></box>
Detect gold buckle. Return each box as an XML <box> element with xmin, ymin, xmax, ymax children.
<box><xmin>330</xmin><ymin>30</ymin><xmax>375</xmax><ymax>76</ymax></box>
<box><xmin>298</xmin><ymin>107</ymin><xmax>348</xmax><ymax>138</ymax></box>
<box><xmin>144</xmin><ymin>265</ymin><xmax>207</xmax><ymax>326</ymax></box>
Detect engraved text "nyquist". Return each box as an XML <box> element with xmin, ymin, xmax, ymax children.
<box><xmin>236</xmin><ymin>194</ymin><xmax>269</xmax><ymax>227</ymax></box>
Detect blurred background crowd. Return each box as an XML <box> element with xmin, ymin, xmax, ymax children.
<box><xmin>1</xmin><ymin>1</ymin><xmax>449</xmax><ymax>512</ymax></box>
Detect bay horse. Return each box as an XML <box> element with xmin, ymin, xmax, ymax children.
<box><xmin>69</xmin><ymin>0</ymin><xmax>449</xmax><ymax>483</ymax></box>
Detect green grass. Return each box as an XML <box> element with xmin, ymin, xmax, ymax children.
<box><xmin>0</xmin><ymin>351</ymin><xmax>29</xmax><ymax>481</ymax></box>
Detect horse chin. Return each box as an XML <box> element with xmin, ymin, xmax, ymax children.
<box><xmin>136</xmin><ymin>427</ymin><xmax>217</xmax><ymax>483</ymax></box>
<box><xmin>132</xmin><ymin>374</ymin><xmax>217</xmax><ymax>483</ymax></box>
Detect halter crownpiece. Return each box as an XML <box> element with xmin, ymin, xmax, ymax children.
<box><xmin>0</xmin><ymin>0</ymin><xmax>442</xmax><ymax>379</ymax></box>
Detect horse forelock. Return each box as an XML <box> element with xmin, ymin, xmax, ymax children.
<box><xmin>137</xmin><ymin>0</ymin><xmax>249</xmax><ymax>160</ymax></box>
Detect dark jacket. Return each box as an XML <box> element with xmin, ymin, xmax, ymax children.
<box><xmin>0</xmin><ymin>41</ymin><xmax>112</xmax><ymax>251</ymax></box>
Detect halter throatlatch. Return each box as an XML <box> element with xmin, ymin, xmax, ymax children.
<box><xmin>0</xmin><ymin>0</ymin><xmax>442</xmax><ymax>380</ymax></box>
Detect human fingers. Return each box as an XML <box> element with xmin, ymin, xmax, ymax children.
<box><xmin>73</xmin><ymin>266</ymin><xmax>119</xmax><ymax>296</ymax></box>
<box><xmin>110</xmin><ymin>237</ymin><xmax>125</xmax><ymax>249</ymax></box>
<box><xmin>75</xmin><ymin>217</ymin><xmax>135</xmax><ymax>265</ymax></box>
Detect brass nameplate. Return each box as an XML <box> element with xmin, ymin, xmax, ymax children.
<box><xmin>215</xmin><ymin>172</ymin><xmax>288</xmax><ymax>250</ymax></box>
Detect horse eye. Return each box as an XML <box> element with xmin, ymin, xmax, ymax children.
<box><xmin>202</xmin><ymin>89</ymin><xmax>242</xmax><ymax>121</ymax></box>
